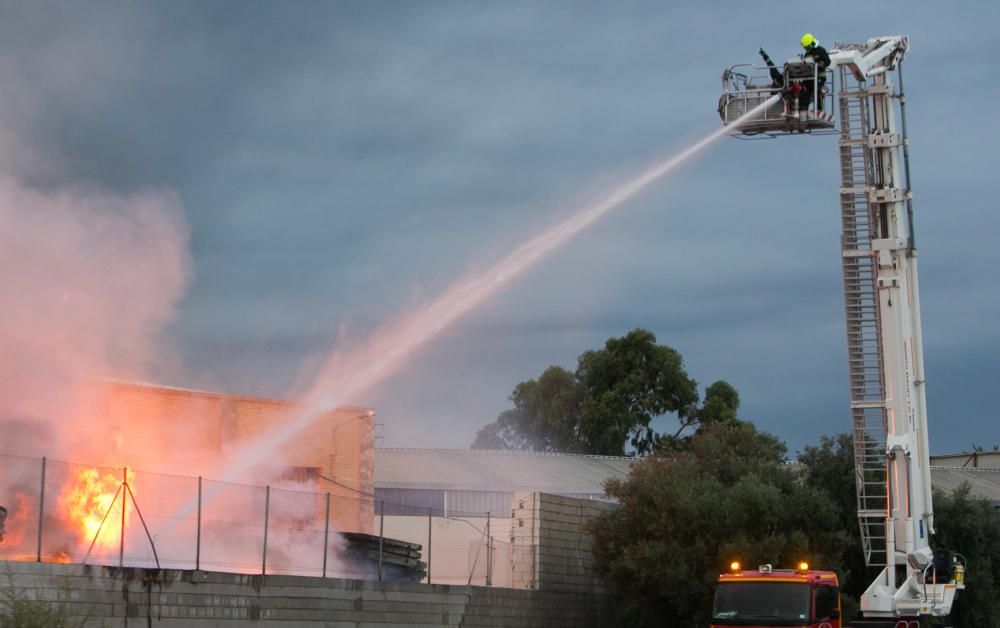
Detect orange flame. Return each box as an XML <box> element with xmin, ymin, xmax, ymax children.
<box><xmin>51</xmin><ymin>550</ymin><xmax>72</xmax><ymax>564</ymax></box>
<box><xmin>1</xmin><ymin>493</ymin><xmax>32</xmax><ymax>547</ymax></box>
<box><xmin>59</xmin><ymin>467</ymin><xmax>133</xmax><ymax>551</ymax></box>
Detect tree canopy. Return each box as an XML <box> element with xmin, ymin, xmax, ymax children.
<box><xmin>471</xmin><ymin>328</ymin><xmax>737</xmax><ymax>456</ymax></box>
<box><xmin>922</xmin><ymin>485</ymin><xmax>1000</xmax><ymax>626</ymax></box>
<box><xmin>588</xmin><ymin>421</ymin><xmax>848</xmax><ymax>627</ymax></box>
<box><xmin>589</xmin><ymin>429</ymin><xmax>1000</xmax><ymax>627</ymax></box>
<box><xmin>798</xmin><ymin>433</ymin><xmax>872</xmax><ymax>606</ymax></box>
<box><xmin>471</xmin><ymin>329</ymin><xmax>1000</xmax><ymax>626</ymax></box>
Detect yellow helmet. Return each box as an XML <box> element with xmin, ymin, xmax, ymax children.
<box><xmin>801</xmin><ymin>33</ymin><xmax>817</xmax><ymax>49</ymax></box>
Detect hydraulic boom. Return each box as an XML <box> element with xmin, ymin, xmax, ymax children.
<box><xmin>717</xmin><ymin>36</ymin><xmax>965</xmax><ymax>626</ymax></box>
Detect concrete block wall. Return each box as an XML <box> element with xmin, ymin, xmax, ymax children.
<box><xmin>508</xmin><ymin>493</ymin><xmax>539</xmax><ymax>590</ymax></box>
<box><xmin>460</xmin><ymin>586</ymin><xmax>611</xmax><ymax>628</ymax></box>
<box><xmin>508</xmin><ymin>492</ymin><xmax>614</xmax><ymax>595</ymax></box>
<box><xmin>0</xmin><ymin>560</ymin><xmax>610</xmax><ymax>628</ymax></box>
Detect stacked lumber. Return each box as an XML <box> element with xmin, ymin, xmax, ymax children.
<box><xmin>339</xmin><ymin>532</ymin><xmax>427</xmax><ymax>582</ymax></box>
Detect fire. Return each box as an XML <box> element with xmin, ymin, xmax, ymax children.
<box><xmin>59</xmin><ymin>467</ymin><xmax>133</xmax><ymax>551</ymax></box>
<box><xmin>1</xmin><ymin>493</ymin><xmax>32</xmax><ymax>547</ymax></box>
<box><xmin>50</xmin><ymin>550</ymin><xmax>72</xmax><ymax>564</ymax></box>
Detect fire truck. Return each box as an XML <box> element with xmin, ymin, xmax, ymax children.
<box><xmin>714</xmin><ymin>563</ymin><xmax>841</xmax><ymax>628</ymax></box>
<box><xmin>713</xmin><ymin>36</ymin><xmax>966</xmax><ymax>628</ymax></box>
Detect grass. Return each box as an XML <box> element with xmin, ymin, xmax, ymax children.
<box><xmin>0</xmin><ymin>573</ymin><xmax>101</xmax><ymax>628</ymax></box>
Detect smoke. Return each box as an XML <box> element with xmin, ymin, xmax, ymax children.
<box><xmin>0</xmin><ymin>2</ymin><xmax>190</xmax><ymax>466</ymax></box>
<box><xmin>0</xmin><ymin>118</ymin><xmax>194</xmax><ymax>565</ymax></box>
<box><xmin>0</xmin><ymin>160</ymin><xmax>366</xmax><ymax>575</ymax></box>
<box><xmin>0</xmin><ymin>8</ymin><xmax>359</xmax><ymax>575</ymax></box>
<box><xmin>0</xmin><ymin>174</ymin><xmax>191</xmax><ymax>461</ymax></box>
<box><xmin>0</xmin><ymin>117</ymin><xmax>357</xmax><ymax>573</ymax></box>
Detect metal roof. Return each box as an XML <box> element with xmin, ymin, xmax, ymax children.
<box><xmin>374</xmin><ymin>450</ymin><xmax>1000</xmax><ymax>507</ymax></box>
<box><xmin>374</xmin><ymin>448</ymin><xmax>633</xmax><ymax>494</ymax></box>
<box><xmin>930</xmin><ymin>466</ymin><xmax>1000</xmax><ymax>506</ymax></box>
<box><xmin>931</xmin><ymin>452</ymin><xmax>1000</xmax><ymax>469</ymax></box>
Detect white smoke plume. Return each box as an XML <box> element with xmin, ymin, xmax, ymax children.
<box><xmin>0</xmin><ymin>42</ymin><xmax>363</xmax><ymax>574</ymax></box>
<box><xmin>0</xmin><ymin>174</ymin><xmax>191</xmax><ymax>461</ymax></box>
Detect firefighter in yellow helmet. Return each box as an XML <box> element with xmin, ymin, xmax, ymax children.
<box><xmin>800</xmin><ymin>33</ymin><xmax>831</xmax><ymax>111</ymax></box>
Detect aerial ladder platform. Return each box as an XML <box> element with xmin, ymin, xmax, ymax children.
<box><xmin>717</xmin><ymin>36</ymin><xmax>965</xmax><ymax>627</ymax></box>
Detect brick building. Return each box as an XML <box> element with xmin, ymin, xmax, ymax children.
<box><xmin>93</xmin><ymin>379</ymin><xmax>376</xmax><ymax>532</ymax></box>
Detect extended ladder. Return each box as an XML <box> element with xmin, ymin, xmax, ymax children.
<box><xmin>837</xmin><ymin>68</ymin><xmax>889</xmax><ymax>570</ymax></box>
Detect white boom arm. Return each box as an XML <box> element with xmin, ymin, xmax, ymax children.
<box><xmin>719</xmin><ymin>35</ymin><xmax>964</xmax><ymax>622</ymax></box>
<box><xmin>828</xmin><ymin>36</ymin><xmax>963</xmax><ymax>620</ymax></box>
<box><xmin>829</xmin><ymin>36</ymin><xmax>909</xmax><ymax>81</ymax></box>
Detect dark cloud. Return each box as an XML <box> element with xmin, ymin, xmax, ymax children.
<box><xmin>1</xmin><ymin>1</ymin><xmax>995</xmax><ymax>455</ymax></box>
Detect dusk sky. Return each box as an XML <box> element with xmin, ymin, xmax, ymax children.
<box><xmin>2</xmin><ymin>2</ymin><xmax>996</xmax><ymax>457</ymax></box>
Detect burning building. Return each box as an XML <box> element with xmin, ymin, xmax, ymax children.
<box><xmin>0</xmin><ymin>379</ymin><xmax>375</xmax><ymax>573</ymax></box>
<box><xmin>91</xmin><ymin>379</ymin><xmax>375</xmax><ymax>508</ymax></box>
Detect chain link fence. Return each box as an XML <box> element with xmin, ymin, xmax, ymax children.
<box><xmin>0</xmin><ymin>453</ymin><xmax>513</xmax><ymax>586</ymax></box>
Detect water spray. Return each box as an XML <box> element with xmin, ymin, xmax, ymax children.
<box><xmin>160</xmin><ymin>95</ymin><xmax>782</xmax><ymax>528</ymax></box>
<box><xmin>217</xmin><ymin>94</ymin><xmax>781</xmax><ymax>480</ymax></box>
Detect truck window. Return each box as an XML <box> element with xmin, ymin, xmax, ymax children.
<box><xmin>713</xmin><ymin>582</ymin><xmax>810</xmax><ymax>624</ymax></box>
<box><xmin>814</xmin><ymin>585</ymin><xmax>838</xmax><ymax>620</ymax></box>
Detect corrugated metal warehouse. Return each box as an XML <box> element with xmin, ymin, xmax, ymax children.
<box><xmin>373</xmin><ymin>448</ymin><xmax>632</xmax><ymax>516</ymax></box>
<box><xmin>374</xmin><ymin>448</ymin><xmax>1000</xmax><ymax>513</ymax></box>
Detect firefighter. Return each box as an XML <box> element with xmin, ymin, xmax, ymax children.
<box><xmin>800</xmin><ymin>33</ymin><xmax>831</xmax><ymax>111</ymax></box>
<box><xmin>758</xmin><ymin>47</ymin><xmax>784</xmax><ymax>89</ymax></box>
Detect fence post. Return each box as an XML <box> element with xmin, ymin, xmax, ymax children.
<box><xmin>427</xmin><ymin>506</ymin><xmax>432</xmax><ymax>585</ymax></box>
<box><xmin>262</xmin><ymin>485</ymin><xmax>270</xmax><ymax>575</ymax></box>
<box><xmin>119</xmin><ymin>467</ymin><xmax>127</xmax><ymax>568</ymax></box>
<box><xmin>378</xmin><ymin>500</ymin><xmax>384</xmax><ymax>581</ymax></box>
<box><xmin>486</xmin><ymin>511</ymin><xmax>492</xmax><ymax>586</ymax></box>
<box><xmin>196</xmin><ymin>476</ymin><xmax>202</xmax><ymax>571</ymax></box>
<box><xmin>322</xmin><ymin>492</ymin><xmax>330</xmax><ymax>578</ymax></box>
<box><xmin>36</xmin><ymin>457</ymin><xmax>46</xmax><ymax>562</ymax></box>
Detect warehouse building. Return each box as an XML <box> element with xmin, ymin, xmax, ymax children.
<box><xmin>368</xmin><ymin>448</ymin><xmax>1000</xmax><ymax>585</ymax></box>
<box><xmin>373</xmin><ymin>448</ymin><xmax>631</xmax><ymax>516</ymax></box>
<box><xmin>372</xmin><ymin>448</ymin><xmax>1000</xmax><ymax>512</ymax></box>
<box><xmin>94</xmin><ymin>380</ymin><xmax>376</xmax><ymax>532</ymax></box>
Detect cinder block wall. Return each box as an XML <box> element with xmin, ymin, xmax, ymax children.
<box><xmin>0</xmin><ymin>560</ymin><xmax>610</xmax><ymax>627</ymax></box>
<box><xmin>508</xmin><ymin>492</ymin><xmax>614</xmax><ymax>595</ymax></box>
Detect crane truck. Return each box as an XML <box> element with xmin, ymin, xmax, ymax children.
<box><xmin>712</xmin><ymin>36</ymin><xmax>965</xmax><ymax>628</ymax></box>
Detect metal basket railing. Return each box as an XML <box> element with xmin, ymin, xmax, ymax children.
<box><xmin>719</xmin><ymin>62</ymin><xmax>836</xmax><ymax>137</ymax></box>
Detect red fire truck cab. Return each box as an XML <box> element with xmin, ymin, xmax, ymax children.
<box><xmin>712</xmin><ymin>563</ymin><xmax>841</xmax><ymax>628</ymax></box>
